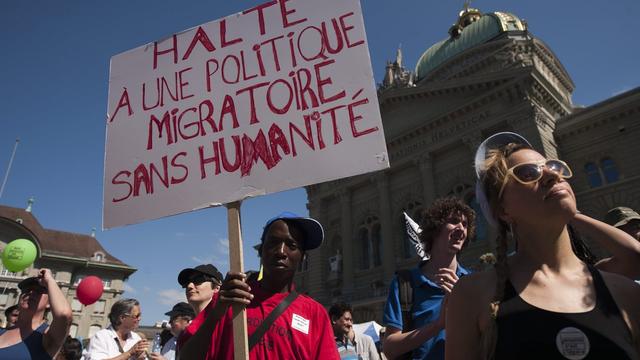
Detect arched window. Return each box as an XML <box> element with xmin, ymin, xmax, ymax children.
<box><xmin>89</xmin><ymin>324</ymin><xmax>102</xmax><ymax>338</ymax></box>
<box><xmin>468</xmin><ymin>194</ymin><xmax>487</xmax><ymax>243</ymax></box>
<box><xmin>359</xmin><ymin>228</ymin><xmax>370</xmax><ymax>270</ymax></box>
<box><xmin>584</xmin><ymin>162</ymin><xmax>602</xmax><ymax>188</ymax></box>
<box><xmin>69</xmin><ymin>324</ymin><xmax>79</xmax><ymax>338</ymax></box>
<box><xmin>601</xmin><ymin>157</ymin><xmax>619</xmax><ymax>184</ymax></box>
<box><xmin>357</xmin><ymin>216</ymin><xmax>381</xmax><ymax>270</ymax></box>
<box><xmin>372</xmin><ymin>224</ymin><xmax>382</xmax><ymax>267</ymax></box>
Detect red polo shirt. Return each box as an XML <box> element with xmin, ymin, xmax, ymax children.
<box><xmin>178</xmin><ymin>281</ymin><xmax>339</xmax><ymax>360</ymax></box>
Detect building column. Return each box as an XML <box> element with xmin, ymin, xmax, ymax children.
<box><xmin>375</xmin><ymin>173</ymin><xmax>396</xmax><ymax>282</ymax></box>
<box><xmin>338</xmin><ymin>189</ymin><xmax>354</xmax><ymax>295</ymax></box>
<box><xmin>416</xmin><ymin>153</ymin><xmax>436</xmax><ymax>206</ymax></box>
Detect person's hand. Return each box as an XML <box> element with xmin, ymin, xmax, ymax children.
<box><xmin>434</xmin><ymin>268</ymin><xmax>459</xmax><ymax>294</ymax></box>
<box><xmin>37</xmin><ymin>268</ymin><xmax>55</xmax><ymax>288</ymax></box>
<box><xmin>128</xmin><ymin>339</ymin><xmax>149</xmax><ymax>358</ymax></box>
<box><xmin>219</xmin><ymin>272</ymin><xmax>253</xmax><ymax>306</ymax></box>
<box><xmin>148</xmin><ymin>352</ymin><xmax>165</xmax><ymax>360</ymax></box>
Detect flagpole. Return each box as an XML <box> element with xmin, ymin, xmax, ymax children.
<box><xmin>0</xmin><ymin>138</ymin><xmax>20</xmax><ymax>200</ymax></box>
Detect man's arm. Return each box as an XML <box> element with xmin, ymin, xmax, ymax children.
<box><xmin>40</xmin><ymin>268</ymin><xmax>72</xmax><ymax>357</ymax></box>
<box><xmin>571</xmin><ymin>213</ymin><xmax>640</xmax><ymax>279</ymax></box>
<box><xmin>381</xmin><ymin>276</ymin><xmax>445</xmax><ymax>359</ymax></box>
<box><xmin>85</xmin><ymin>332</ymin><xmax>147</xmax><ymax>360</ymax></box>
<box><xmin>177</xmin><ymin>272</ymin><xmax>250</xmax><ymax>360</ymax></box>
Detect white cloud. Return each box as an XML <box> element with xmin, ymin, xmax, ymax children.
<box><xmin>189</xmin><ymin>237</ymin><xmax>230</xmax><ymax>268</ymax></box>
<box><xmin>218</xmin><ymin>238</ymin><xmax>229</xmax><ymax>253</ymax></box>
<box><xmin>157</xmin><ymin>289</ymin><xmax>186</xmax><ymax>306</ymax></box>
<box><xmin>122</xmin><ymin>283</ymin><xmax>136</xmax><ymax>294</ymax></box>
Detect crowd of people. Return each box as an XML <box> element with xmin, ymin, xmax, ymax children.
<box><xmin>1</xmin><ymin>131</ymin><xmax>640</xmax><ymax>359</ymax></box>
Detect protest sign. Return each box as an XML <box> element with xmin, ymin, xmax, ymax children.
<box><xmin>103</xmin><ymin>0</ymin><xmax>389</xmax><ymax>228</ymax></box>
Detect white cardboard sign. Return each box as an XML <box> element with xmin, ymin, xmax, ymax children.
<box><xmin>103</xmin><ymin>0</ymin><xmax>389</xmax><ymax>229</ymax></box>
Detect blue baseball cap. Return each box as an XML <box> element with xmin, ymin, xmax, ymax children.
<box><xmin>260</xmin><ymin>212</ymin><xmax>324</xmax><ymax>251</ymax></box>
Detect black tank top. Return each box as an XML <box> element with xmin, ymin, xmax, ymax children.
<box><xmin>494</xmin><ymin>265</ymin><xmax>638</xmax><ymax>360</ymax></box>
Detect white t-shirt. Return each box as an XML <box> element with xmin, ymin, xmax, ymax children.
<box><xmin>85</xmin><ymin>326</ymin><xmax>143</xmax><ymax>360</ymax></box>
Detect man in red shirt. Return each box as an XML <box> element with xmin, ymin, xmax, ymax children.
<box><xmin>178</xmin><ymin>212</ymin><xmax>339</xmax><ymax>360</ymax></box>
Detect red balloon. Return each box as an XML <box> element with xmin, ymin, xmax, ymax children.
<box><xmin>76</xmin><ymin>276</ymin><xmax>104</xmax><ymax>305</ymax></box>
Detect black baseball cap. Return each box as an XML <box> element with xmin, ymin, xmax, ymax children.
<box><xmin>177</xmin><ymin>264</ymin><xmax>223</xmax><ymax>287</ymax></box>
<box><xmin>164</xmin><ymin>302</ymin><xmax>195</xmax><ymax>318</ymax></box>
<box><xmin>18</xmin><ymin>277</ymin><xmax>47</xmax><ymax>292</ymax></box>
<box><xmin>260</xmin><ymin>212</ymin><xmax>324</xmax><ymax>251</ymax></box>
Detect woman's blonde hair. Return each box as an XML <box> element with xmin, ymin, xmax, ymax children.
<box><xmin>479</xmin><ymin>142</ymin><xmax>529</xmax><ymax>359</ymax></box>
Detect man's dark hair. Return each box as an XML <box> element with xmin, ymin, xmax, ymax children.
<box><xmin>59</xmin><ymin>336</ymin><xmax>83</xmax><ymax>360</ymax></box>
<box><xmin>328</xmin><ymin>302</ymin><xmax>353</xmax><ymax>321</ymax></box>
<box><xmin>4</xmin><ymin>304</ymin><xmax>18</xmax><ymax>318</ymax></box>
<box><xmin>419</xmin><ymin>197</ymin><xmax>476</xmax><ymax>254</ymax></box>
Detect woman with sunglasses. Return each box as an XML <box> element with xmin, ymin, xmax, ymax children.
<box><xmin>0</xmin><ymin>268</ymin><xmax>72</xmax><ymax>359</ymax></box>
<box><xmin>85</xmin><ymin>298</ymin><xmax>148</xmax><ymax>360</ymax></box>
<box><xmin>445</xmin><ymin>132</ymin><xmax>640</xmax><ymax>359</ymax></box>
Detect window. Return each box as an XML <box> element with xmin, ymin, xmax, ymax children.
<box><xmin>584</xmin><ymin>162</ymin><xmax>602</xmax><ymax>188</ymax></box>
<box><xmin>71</xmin><ymin>298</ymin><xmax>83</xmax><ymax>312</ymax></box>
<box><xmin>0</xmin><ymin>293</ymin><xmax>8</xmax><ymax>305</ymax></box>
<box><xmin>89</xmin><ymin>325</ymin><xmax>102</xmax><ymax>338</ymax></box>
<box><xmin>102</xmin><ymin>279</ymin><xmax>111</xmax><ymax>289</ymax></box>
<box><xmin>73</xmin><ymin>276</ymin><xmax>84</xmax><ymax>286</ymax></box>
<box><xmin>69</xmin><ymin>324</ymin><xmax>78</xmax><ymax>338</ymax></box>
<box><xmin>357</xmin><ymin>216</ymin><xmax>381</xmax><ymax>270</ymax></box>
<box><xmin>93</xmin><ymin>300</ymin><xmax>106</xmax><ymax>314</ymax></box>
<box><xmin>601</xmin><ymin>157</ymin><xmax>619</xmax><ymax>184</ymax></box>
<box><xmin>0</xmin><ymin>264</ymin><xmax>17</xmax><ymax>278</ymax></box>
<box><xmin>469</xmin><ymin>194</ymin><xmax>487</xmax><ymax>243</ymax></box>
<box><xmin>584</xmin><ymin>157</ymin><xmax>620</xmax><ymax>188</ymax></box>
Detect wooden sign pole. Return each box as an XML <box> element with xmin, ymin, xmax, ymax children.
<box><xmin>227</xmin><ymin>201</ymin><xmax>249</xmax><ymax>360</ymax></box>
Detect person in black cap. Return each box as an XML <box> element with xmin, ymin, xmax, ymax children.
<box><xmin>0</xmin><ymin>268</ymin><xmax>72</xmax><ymax>359</ymax></box>
<box><xmin>605</xmin><ymin>206</ymin><xmax>640</xmax><ymax>241</ymax></box>
<box><xmin>177</xmin><ymin>264</ymin><xmax>223</xmax><ymax>315</ymax></box>
<box><xmin>149</xmin><ymin>302</ymin><xmax>195</xmax><ymax>360</ymax></box>
<box><xmin>178</xmin><ymin>212</ymin><xmax>339</xmax><ymax>359</ymax></box>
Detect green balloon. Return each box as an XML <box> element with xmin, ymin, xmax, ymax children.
<box><xmin>2</xmin><ymin>238</ymin><xmax>37</xmax><ymax>272</ymax></box>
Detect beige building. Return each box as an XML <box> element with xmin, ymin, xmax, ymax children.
<box><xmin>296</xmin><ymin>7</ymin><xmax>640</xmax><ymax>322</ymax></box>
<box><xmin>0</xmin><ymin>200</ymin><xmax>136</xmax><ymax>339</ymax></box>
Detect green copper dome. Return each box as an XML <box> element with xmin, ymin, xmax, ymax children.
<box><xmin>415</xmin><ymin>11</ymin><xmax>526</xmax><ymax>82</ymax></box>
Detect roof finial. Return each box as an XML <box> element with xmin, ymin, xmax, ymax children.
<box><xmin>396</xmin><ymin>44</ymin><xmax>403</xmax><ymax>68</ymax></box>
<box><xmin>463</xmin><ymin>0</ymin><xmax>472</xmax><ymax>12</ymax></box>
<box><xmin>25</xmin><ymin>196</ymin><xmax>34</xmax><ymax>213</ymax></box>
<box><xmin>91</xmin><ymin>227</ymin><xmax>96</xmax><ymax>237</ymax></box>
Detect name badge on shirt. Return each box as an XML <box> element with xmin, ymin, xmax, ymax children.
<box><xmin>291</xmin><ymin>313</ymin><xmax>310</xmax><ymax>334</ymax></box>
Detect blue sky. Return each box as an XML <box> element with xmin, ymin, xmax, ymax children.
<box><xmin>1</xmin><ymin>0</ymin><xmax>638</xmax><ymax>325</ymax></box>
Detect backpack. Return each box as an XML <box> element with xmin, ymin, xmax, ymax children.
<box><xmin>396</xmin><ymin>269</ymin><xmax>414</xmax><ymax>360</ymax></box>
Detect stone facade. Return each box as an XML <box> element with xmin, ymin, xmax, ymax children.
<box><xmin>0</xmin><ymin>203</ymin><xmax>136</xmax><ymax>339</ymax></box>
<box><xmin>296</xmin><ymin>9</ymin><xmax>640</xmax><ymax>323</ymax></box>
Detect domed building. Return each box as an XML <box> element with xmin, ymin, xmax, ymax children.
<box><xmin>298</xmin><ymin>6</ymin><xmax>640</xmax><ymax>322</ymax></box>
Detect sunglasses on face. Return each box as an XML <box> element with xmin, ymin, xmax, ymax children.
<box><xmin>499</xmin><ymin>159</ymin><xmax>572</xmax><ymax>198</ymax></box>
<box><xmin>181</xmin><ymin>274</ymin><xmax>217</xmax><ymax>288</ymax></box>
<box><xmin>124</xmin><ymin>313</ymin><xmax>142</xmax><ymax>319</ymax></box>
